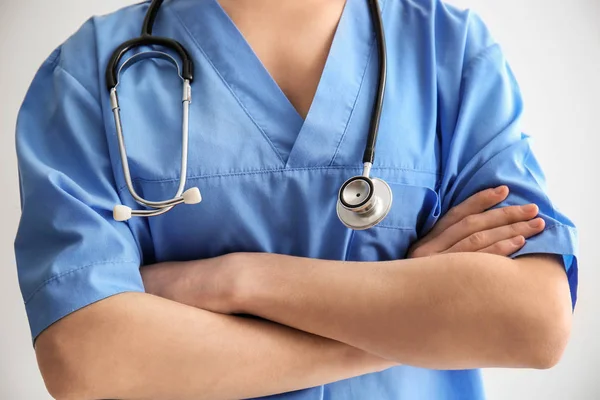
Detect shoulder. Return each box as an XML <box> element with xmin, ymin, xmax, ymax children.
<box><xmin>44</xmin><ymin>1</ymin><xmax>151</xmax><ymax>99</ymax></box>
<box><xmin>386</xmin><ymin>0</ymin><xmax>497</xmax><ymax>66</ymax></box>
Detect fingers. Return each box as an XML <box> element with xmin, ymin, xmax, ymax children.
<box><xmin>444</xmin><ymin>217</ymin><xmax>545</xmax><ymax>253</ymax></box>
<box><xmin>423</xmin><ymin>202</ymin><xmax>540</xmax><ymax>254</ymax></box>
<box><xmin>422</xmin><ymin>186</ymin><xmax>509</xmax><ymax>244</ymax></box>
<box><xmin>477</xmin><ymin>236</ymin><xmax>526</xmax><ymax>256</ymax></box>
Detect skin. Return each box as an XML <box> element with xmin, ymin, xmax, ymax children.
<box><xmin>37</xmin><ymin>293</ymin><xmax>397</xmax><ymax>400</ymax></box>
<box><xmin>162</xmin><ymin>253</ymin><xmax>569</xmax><ymax>371</ymax></box>
<box><xmin>36</xmin><ymin>186</ymin><xmax>571</xmax><ymax>400</ymax></box>
<box><xmin>32</xmin><ymin>2</ymin><xmax>573</xmax><ymax>399</ymax></box>
<box><xmin>218</xmin><ymin>0</ymin><xmax>347</xmax><ymax>118</ymax></box>
<box><xmin>142</xmin><ymin>187</ymin><xmax>571</xmax><ymax>372</ymax></box>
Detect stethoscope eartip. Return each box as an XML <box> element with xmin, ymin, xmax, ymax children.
<box><xmin>114</xmin><ymin>205</ymin><xmax>133</xmax><ymax>222</ymax></box>
<box><xmin>183</xmin><ymin>187</ymin><xmax>202</xmax><ymax>204</ymax></box>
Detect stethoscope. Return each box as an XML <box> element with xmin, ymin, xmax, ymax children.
<box><xmin>107</xmin><ymin>0</ymin><xmax>392</xmax><ymax>230</ymax></box>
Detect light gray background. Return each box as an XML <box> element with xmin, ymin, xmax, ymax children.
<box><xmin>0</xmin><ymin>0</ymin><xmax>598</xmax><ymax>399</ymax></box>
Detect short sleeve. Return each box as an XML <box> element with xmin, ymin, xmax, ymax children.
<box><xmin>438</xmin><ymin>44</ymin><xmax>579</xmax><ymax>307</ymax></box>
<box><xmin>14</xmin><ymin>47</ymin><xmax>145</xmax><ymax>342</ymax></box>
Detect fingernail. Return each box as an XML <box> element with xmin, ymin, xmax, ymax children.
<box><xmin>512</xmin><ymin>236</ymin><xmax>525</xmax><ymax>245</ymax></box>
<box><xmin>521</xmin><ymin>204</ymin><xmax>538</xmax><ymax>213</ymax></box>
<box><xmin>495</xmin><ymin>186</ymin><xmax>508</xmax><ymax>194</ymax></box>
<box><xmin>529</xmin><ymin>218</ymin><xmax>544</xmax><ymax>228</ymax></box>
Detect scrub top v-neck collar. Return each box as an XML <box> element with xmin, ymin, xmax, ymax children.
<box><xmin>170</xmin><ymin>0</ymin><xmax>385</xmax><ymax>168</ymax></box>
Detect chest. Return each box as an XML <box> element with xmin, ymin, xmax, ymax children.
<box><xmin>104</xmin><ymin>0</ymin><xmax>446</xmax><ymax>264</ymax></box>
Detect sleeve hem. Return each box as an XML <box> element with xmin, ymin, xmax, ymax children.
<box><xmin>26</xmin><ymin>260</ymin><xmax>144</xmax><ymax>343</ymax></box>
<box><xmin>510</xmin><ymin>223</ymin><xmax>578</xmax><ymax>267</ymax></box>
<box><xmin>24</xmin><ymin>260</ymin><xmax>138</xmax><ymax>304</ymax></box>
<box><xmin>510</xmin><ymin>223</ymin><xmax>579</xmax><ymax>308</ymax></box>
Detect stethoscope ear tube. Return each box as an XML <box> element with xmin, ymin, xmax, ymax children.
<box><xmin>105</xmin><ymin>36</ymin><xmax>194</xmax><ymax>90</ymax></box>
<box><xmin>106</xmin><ymin>1</ymin><xmax>200</xmax><ymax>222</ymax></box>
<box><xmin>109</xmin><ymin>79</ymin><xmax>199</xmax><ymax>215</ymax></box>
<box><xmin>106</xmin><ymin>0</ymin><xmax>194</xmax><ymax>90</ymax></box>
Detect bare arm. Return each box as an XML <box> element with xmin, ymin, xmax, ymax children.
<box><xmin>36</xmin><ymin>188</ymin><xmax>566</xmax><ymax>399</ymax></box>
<box><xmin>36</xmin><ymin>292</ymin><xmax>396</xmax><ymax>400</ymax></box>
<box><xmin>155</xmin><ymin>188</ymin><xmax>571</xmax><ymax>371</ymax></box>
<box><xmin>224</xmin><ymin>252</ymin><xmax>572</xmax><ymax>370</ymax></box>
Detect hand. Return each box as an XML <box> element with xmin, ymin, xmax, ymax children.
<box><xmin>141</xmin><ymin>254</ymin><xmax>239</xmax><ymax>314</ymax></box>
<box><xmin>408</xmin><ymin>186</ymin><xmax>545</xmax><ymax>258</ymax></box>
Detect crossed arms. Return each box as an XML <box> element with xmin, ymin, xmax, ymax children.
<box><xmin>36</xmin><ymin>187</ymin><xmax>572</xmax><ymax>400</ymax></box>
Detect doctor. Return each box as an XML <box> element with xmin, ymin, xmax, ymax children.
<box><xmin>15</xmin><ymin>0</ymin><xmax>577</xmax><ymax>399</ymax></box>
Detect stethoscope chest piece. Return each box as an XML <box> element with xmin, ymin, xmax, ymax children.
<box><xmin>336</xmin><ymin>176</ymin><xmax>393</xmax><ymax>230</ymax></box>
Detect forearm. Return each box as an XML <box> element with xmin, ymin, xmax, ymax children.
<box><xmin>231</xmin><ymin>252</ymin><xmax>571</xmax><ymax>370</ymax></box>
<box><xmin>36</xmin><ymin>292</ymin><xmax>396</xmax><ymax>400</ymax></box>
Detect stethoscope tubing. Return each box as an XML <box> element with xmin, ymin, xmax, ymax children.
<box><xmin>106</xmin><ymin>0</ymin><xmax>390</xmax><ymax>226</ymax></box>
<box><xmin>109</xmin><ymin>81</ymin><xmax>191</xmax><ymax>209</ymax></box>
<box><xmin>363</xmin><ymin>0</ymin><xmax>387</xmax><ymax>165</ymax></box>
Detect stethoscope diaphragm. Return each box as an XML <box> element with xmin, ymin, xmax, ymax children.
<box><xmin>337</xmin><ymin>175</ymin><xmax>393</xmax><ymax>230</ymax></box>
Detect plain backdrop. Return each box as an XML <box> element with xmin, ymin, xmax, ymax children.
<box><xmin>0</xmin><ymin>0</ymin><xmax>598</xmax><ymax>399</ymax></box>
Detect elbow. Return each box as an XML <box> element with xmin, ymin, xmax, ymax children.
<box><xmin>35</xmin><ymin>329</ymin><xmax>92</xmax><ymax>400</ymax></box>
<box><xmin>43</xmin><ymin>376</ymin><xmax>87</xmax><ymax>400</ymax></box>
<box><xmin>526</xmin><ymin>321</ymin><xmax>571</xmax><ymax>370</ymax></box>
<box><xmin>510</xmin><ymin>255</ymin><xmax>574</xmax><ymax>370</ymax></box>
<box><xmin>520</xmin><ymin>302</ymin><xmax>572</xmax><ymax>370</ymax></box>
<box><xmin>45</xmin><ymin>383</ymin><xmax>84</xmax><ymax>400</ymax></box>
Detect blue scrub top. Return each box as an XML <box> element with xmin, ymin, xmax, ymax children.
<box><xmin>15</xmin><ymin>0</ymin><xmax>578</xmax><ymax>399</ymax></box>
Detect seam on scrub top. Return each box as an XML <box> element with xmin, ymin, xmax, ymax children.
<box><xmin>329</xmin><ymin>4</ymin><xmax>381</xmax><ymax>167</ymax></box>
<box><xmin>516</xmin><ymin>224</ymin><xmax>577</xmax><ymax>261</ymax></box>
<box><xmin>373</xmin><ymin>225</ymin><xmax>415</xmax><ymax>231</ymax></box>
<box><xmin>117</xmin><ymin>165</ymin><xmax>441</xmax><ymax>192</ymax></box>
<box><xmin>343</xmin><ymin>230</ymin><xmax>356</xmax><ymax>261</ymax></box>
<box><xmin>167</xmin><ymin>6</ymin><xmax>286</xmax><ymax>165</ymax></box>
<box><xmin>24</xmin><ymin>260</ymin><xmax>139</xmax><ymax>305</ymax></box>
<box><xmin>440</xmin><ymin>136</ymin><xmax>521</xmax><ymax>212</ymax></box>
<box><xmin>542</xmin><ymin>223</ymin><xmax>573</xmax><ymax>233</ymax></box>
<box><xmin>88</xmin><ymin>16</ymin><xmax>145</xmax><ymax>262</ymax></box>
<box><xmin>44</xmin><ymin>47</ymin><xmax>61</xmax><ymax>68</ymax></box>
<box><xmin>522</xmin><ymin>144</ymin><xmax>560</xmax><ymax>223</ymax></box>
<box><xmin>54</xmin><ymin>64</ymin><xmax>102</xmax><ymax>114</ymax></box>
<box><xmin>462</xmin><ymin>44</ymin><xmax>502</xmax><ymax>80</ymax></box>
<box><xmin>50</xmin><ymin>64</ymin><xmax>146</xmax><ymax>270</ymax></box>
